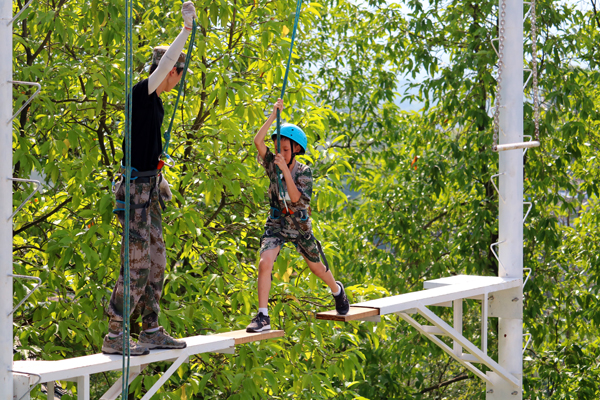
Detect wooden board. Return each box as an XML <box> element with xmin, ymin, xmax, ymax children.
<box><xmin>215</xmin><ymin>329</ymin><xmax>285</xmax><ymax>345</ymax></box>
<box><xmin>316</xmin><ymin>306</ymin><xmax>379</xmax><ymax>322</ymax></box>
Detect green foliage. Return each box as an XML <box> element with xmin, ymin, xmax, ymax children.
<box><xmin>10</xmin><ymin>0</ymin><xmax>600</xmax><ymax>398</ymax></box>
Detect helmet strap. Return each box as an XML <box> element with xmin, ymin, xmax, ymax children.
<box><xmin>287</xmin><ymin>151</ymin><xmax>296</xmax><ymax>169</ymax></box>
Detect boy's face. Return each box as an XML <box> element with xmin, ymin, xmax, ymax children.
<box><xmin>274</xmin><ymin>138</ymin><xmax>301</xmax><ymax>164</ymax></box>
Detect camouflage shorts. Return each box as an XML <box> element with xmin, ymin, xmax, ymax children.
<box><xmin>260</xmin><ymin>220</ymin><xmax>320</xmax><ymax>263</ymax></box>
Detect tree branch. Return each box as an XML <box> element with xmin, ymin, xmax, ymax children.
<box><xmin>419</xmin><ymin>373</ymin><xmax>470</xmax><ymax>394</ymax></box>
<box><xmin>13</xmin><ymin>196</ymin><xmax>73</xmax><ymax>236</ymax></box>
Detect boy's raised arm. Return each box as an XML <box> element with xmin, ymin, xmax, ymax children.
<box><xmin>254</xmin><ymin>99</ymin><xmax>283</xmax><ymax>160</ymax></box>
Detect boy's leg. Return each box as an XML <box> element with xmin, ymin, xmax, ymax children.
<box><xmin>247</xmin><ymin>241</ymin><xmax>281</xmax><ymax>333</ymax></box>
<box><xmin>258</xmin><ymin>247</ymin><xmax>280</xmax><ymax>309</ymax></box>
<box><xmin>303</xmin><ymin>257</ymin><xmax>338</xmax><ymax>293</ymax></box>
<box><xmin>297</xmin><ymin>236</ymin><xmax>350</xmax><ymax>315</ymax></box>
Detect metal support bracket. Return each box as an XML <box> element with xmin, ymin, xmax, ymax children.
<box><xmin>523</xmin><ymin>268</ymin><xmax>532</xmax><ymax>288</ymax></box>
<box><xmin>490</xmin><ymin>240</ymin><xmax>507</xmax><ymax>272</ymax></box>
<box><xmin>10</xmin><ymin>370</ymin><xmax>42</xmax><ymax>400</ymax></box>
<box><xmin>398</xmin><ymin>306</ymin><xmax>519</xmax><ymax>387</ymax></box>
<box><xmin>493</xmin><ymin>141</ymin><xmax>540</xmax><ymax>152</ymax></box>
<box><xmin>523</xmin><ymin>3</ymin><xmax>532</xmax><ymax>22</ymax></box>
<box><xmin>7</xmin><ymin>0</ymin><xmax>37</xmax><ymax>25</ymax></box>
<box><xmin>523</xmin><ymin>68</ymin><xmax>532</xmax><ymax>89</ymax></box>
<box><xmin>8</xmin><ymin>177</ymin><xmax>42</xmax><ymax>220</ymax></box>
<box><xmin>100</xmin><ymin>365</ymin><xmax>146</xmax><ymax>400</ymax></box>
<box><xmin>523</xmin><ymin>202</ymin><xmax>533</xmax><ymax>223</ymax></box>
<box><xmin>488</xmin><ymin>287</ymin><xmax>523</xmax><ymax>319</ymax></box>
<box><xmin>140</xmin><ymin>354</ymin><xmax>189</xmax><ymax>400</ymax></box>
<box><xmin>490</xmin><ymin>173</ymin><xmax>505</xmax><ymax>203</ymax></box>
<box><xmin>7</xmin><ymin>81</ymin><xmax>41</xmax><ymax>124</ymax></box>
<box><xmin>523</xmin><ymin>333</ymin><xmax>532</xmax><ymax>355</ymax></box>
<box><xmin>491</xmin><ymin>38</ymin><xmax>500</xmax><ymax>58</ymax></box>
<box><xmin>8</xmin><ymin>273</ymin><xmax>42</xmax><ymax>316</ymax></box>
<box><xmin>358</xmin><ymin>315</ymin><xmax>381</xmax><ymax>323</ymax></box>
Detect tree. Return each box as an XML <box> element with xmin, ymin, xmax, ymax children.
<box><xmin>10</xmin><ymin>0</ymin><xmax>600</xmax><ymax>398</ymax></box>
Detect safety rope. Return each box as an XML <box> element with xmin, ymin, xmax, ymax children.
<box><xmin>275</xmin><ymin>0</ymin><xmax>303</xmax><ymax>202</ymax></box>
<box><xmin>122</xmin><ymin>0</ymin><xmax>133</xmax><ymax>394</ymax></box>
<box><xmin>162</xmin><ymin>8</ymin><xmax>197</xmax><ymax>163</ymax></box>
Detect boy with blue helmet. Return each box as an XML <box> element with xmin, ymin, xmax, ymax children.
<box><xmin>246</xmin><ymin>99</ymin><xmax>350</xmax><ymax>333</ymax></box>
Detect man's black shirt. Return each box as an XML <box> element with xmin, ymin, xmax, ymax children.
<box><xmin>123</xmin><ymin>79</ymin><xmax>164</xmax><ymax>171</ymax></box>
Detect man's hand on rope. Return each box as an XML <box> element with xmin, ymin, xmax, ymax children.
<box><xmin>182</xmin><ymin>1</ymin><xmax>197</xmax><ymax>30</ymax></box>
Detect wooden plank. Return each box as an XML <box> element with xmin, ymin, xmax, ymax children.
<box><xmin>316</xmin><ymin>306</ymin><xmax>379</xmax><ymax>322</ymax></box>
<box><xmin>214</xmin><ymin>329</ymin><xmax>285</xmax><ymax>345</ymax></box>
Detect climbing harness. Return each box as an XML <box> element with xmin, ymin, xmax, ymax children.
<box><xmin>492</xmin><ymin>0</ymin><xmax>540</xmax><ymax>151</ymax></box>
<box><xmin>113</xmin><ymin>167</ymin><xmax>167</xmax><ymax>221</ymax></box>
<box><xmin>268</xmin><ymin>206</ymin><xmax>330</xmax><ymax>272</ymax></box>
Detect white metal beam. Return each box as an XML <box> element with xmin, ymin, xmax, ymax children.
<box><xmin>100</xmin><ymin>365</ymin><xmax>146</xmax><ymax>400</ymax></box>
<box><xmin>353</xmin><ymin>275</ymin><xmax>520</xmax><ymax>315</ymax></box>
<box><xmin>417</xmin><ymin>306</ymin><xmax>519</xmax><ymax>387</ymax></box>
<box><xmin>496</xmin><ymin>0</ymin><xmax>524</xmax><ymax>395</ymax></box>
<box><xmin>0</xmin><ymin>0</ymin><xmax>13</xmax><ymax>398</ymax></box>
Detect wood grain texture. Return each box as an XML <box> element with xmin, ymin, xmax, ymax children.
<box><xmin>316</xmin><ymin>306</ymin><xmax>379</xmax><ymax>322</ymax></box>
<box><xmin>214</xmin><ymin>329</ymin><xmax>285</xmax><ymax>345</ymax></box>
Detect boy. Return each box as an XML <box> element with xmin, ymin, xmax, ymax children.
<box><xmin>246</xmin><ymin>99</ymin><xmax>350</xmax><ymax>333</ymax></box>
<box><xmin>103</xmin><ymin>2</ymin><xmax>196</xmax><ymax>355</ymax></box>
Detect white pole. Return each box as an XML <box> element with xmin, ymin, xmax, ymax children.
<box><xmin>0</xmin><ymin>0</ymin><xmax>13</xmax><ymax>397</ymax></box>
<box><xmin>493</xmin><ymin>0</ymin><xmax>523</xmax><ymax>396</ymax></box>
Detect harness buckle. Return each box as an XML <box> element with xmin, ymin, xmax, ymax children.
<box><xmin>270</xmin><ymin>207</ymin><xmax>282</xmax><ymax>219</ymax></box>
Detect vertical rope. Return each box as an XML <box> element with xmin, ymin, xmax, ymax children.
<box><xmin>122</xmin><ymin>0</ymin><xmax>133</xmax><ymax>395</ymax></box>
<box><xmin>275</xmin><ymin>0</ymin><xmax>303</xmax><ymax>200</ymax></box>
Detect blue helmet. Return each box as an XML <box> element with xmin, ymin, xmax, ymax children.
<box><xmin>271</xmin><ymin>123</ymin><xmax>307</xmax><ymax>155</ymax></box>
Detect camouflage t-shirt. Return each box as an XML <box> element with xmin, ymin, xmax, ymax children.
<box><xmin>258</xmin><ymin>148</ymin><xmax>313</xmax><ymax>233</ymax></box>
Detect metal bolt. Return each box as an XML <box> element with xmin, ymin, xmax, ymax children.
<box><xmin>512</xmin><ymin>391</ymin><xmax>518</xmax><ymax>395</ymax></box>
<box><xmin>512</xmin><ymin>297</ymin><xmax>519</xmax><ymax>302</ymax></box>
<box><xmin>488</xmin><ymin>295</ymin><xmax>494</xmax><ymax>301</ymax></box>
<box><xmin>487</xmin><ymin>389</ymin><xmax>494</xmax><ymax>394</ymax></box>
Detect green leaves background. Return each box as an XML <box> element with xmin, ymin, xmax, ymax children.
<box><xmin>10</xmin><ymin>0</ymin><xmax>600</xmax><ymax>398</ymax></box>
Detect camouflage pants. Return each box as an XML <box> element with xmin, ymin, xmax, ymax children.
<box><xmin>260</xmin><ymin>217</ymin><xmax>321</xmax><ymax>263</ymax></box>
<box><xmin>108</xmin><ymin>179</ymin><xmax>166</xmax><ymax>334</ymax></box>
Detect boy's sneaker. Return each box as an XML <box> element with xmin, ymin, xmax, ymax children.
<box><xmin>333</xmin><ymin>281</ymin><xmax>350</xmax><ymax>315</ymax></box>
<box><xmin>102</xmin><ymin>334</ymin><xmax>149</xmax><ymax>356</ymax></box>
<box><xmin>138</xmin><ymin>326</ymin><xmax>187</xmax><ymax>349</ymax></box>
<box><xmin>246</xmin><ymin>312</ymin><xmax>271</xmax><ymax>333</ymax></box>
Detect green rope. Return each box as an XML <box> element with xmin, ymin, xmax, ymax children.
<box><xmin>276</xmin><ymin>0</ymin><xmax>303</xmax><ymax>200</ymax></box>
<box><xmin>162</xmin><ymin>16</ymin><xmax>197</xmax><ymax>161</ymax></box>
<box><xmin>122</xmin><ymin>0</ymin><xmax>133</xmax><ymax>395</ymax></box>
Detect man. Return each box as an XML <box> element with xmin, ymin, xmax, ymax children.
<box><xmin>103</xmin><ymin>1</ymin><xmax>196</xmax><ymax>356</ymax></box>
